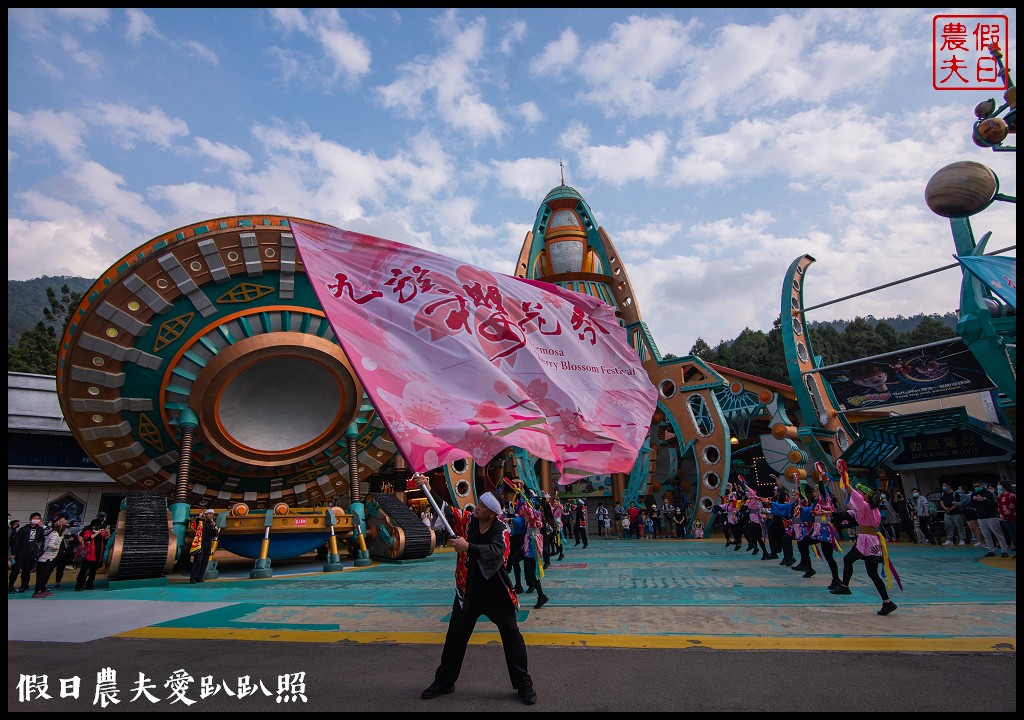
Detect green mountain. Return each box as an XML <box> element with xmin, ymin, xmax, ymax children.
<box><xmin>8</xmin><ymin>276</ymin><xmax>94</xmax><ymax>347</ymax></box>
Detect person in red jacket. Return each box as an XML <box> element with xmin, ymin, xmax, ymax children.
<box><xmin>74</xmin><ymin>518</ymin><xmax>111</xmax><ymax>591</ymax></box>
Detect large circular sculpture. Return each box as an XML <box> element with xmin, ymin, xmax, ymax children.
<box><xmin>56</xmin><ymin>215</ymin><xmax>402</xmax><ymax>510</ymax></box>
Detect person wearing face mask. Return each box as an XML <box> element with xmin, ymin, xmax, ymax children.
<box><xmin>8</xmin><ymin>512</ymin><xmax>45</xmax><ymax>594</ymax></box>
<box><xmin>879</xmin><ymin>492</ymin><xmax>900</xmax><ymax>543</ymax></box>
<box><xmin>32</xmin><ymin>515</ymin><xmax>67</xmax><ymax>598</ymax></box>
<box><xmin>956</xmin><ymin>485</ymin><xmax>983</xmax><ymax>546</ymax></box>
<box><xmin>939</xmin><ymin>482</ymin><xmax>966</xmax><ymax>545</ymax></box>
<box><xmin>911</xmin><ymin>488</ymin><xmax>932</xmax><ymax>544</ymax></box>
<box><xmin>971</xmin><ymin>481</ymin><xmax>1010</xmax><ymax>558</ymax></box>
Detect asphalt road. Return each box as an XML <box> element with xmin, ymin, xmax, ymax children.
<box><xmin>8</xmin><ymin>638</ymin><xmax>1016</xmax><ymax>711</ymax></box>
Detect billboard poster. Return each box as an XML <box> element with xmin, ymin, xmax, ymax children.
<box><xmin>817</xmin><ymin>338</ymin><xmax>996</xmax><ymax>411</ymax></box>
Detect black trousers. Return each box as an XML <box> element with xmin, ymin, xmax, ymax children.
<box><xmin>768</xmin><ymin>517</ymin><xmax>785</xmax><ymax>554</ymax></box>
<box><xmin>842</xmin><ymin>547</ymin><xmax>890</xmax><ymax>602</ymax></box>
<box><xmin>8</xmin><ymin>555</ymin><xmax>36</xmax><ymax>591</ymax></box>
<box><xmin>435</xmin><ymin>596</ymin><xmax>532</xmax><ymax>690</ymax></box>
<box><xmin>34</xmin><ymin>559</ymin><xmax>55</xmax><ymax>592</ymax></box>
<box><xmin>523</xmin><ymin>557</ymin><xmax>544</xmax><ymax>598</ymax></box>
<box><xmin>75</xmin><ymin>560</ymin><xmax>101</xmax><ymax>589</ymax></box>
<box><xmin>507</xmin><ymin>542</ymin><xmax>526</xmax><ymax>587</ymax></box>
<box><xmin>797</xmin><ymin>538</ymin><xmax>839</xmax><ymax>581</ymax></box>
<box><xmin>190</xmin><ymin>550</ymin><xmax>210</xmax><ymax>582</ymax></box>
<box><xmin>574</xmin><ymin>525</ymin><xmax>588</xmax><ymax>547</ymax></box>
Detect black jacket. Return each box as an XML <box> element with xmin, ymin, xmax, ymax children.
<box><xmin>10</xmin><ymin>523</ymin><xmax>45</xmax><ymax>559</ymax></box>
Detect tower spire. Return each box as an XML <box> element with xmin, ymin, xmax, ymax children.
<box><xmin>559</xmin><ymin>159</ymin><xmax>565</xmax><ymax>186</ymax></box>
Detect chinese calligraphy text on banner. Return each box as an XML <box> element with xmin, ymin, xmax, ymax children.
<box><xmin>289</xmin><ymin>219</ymin><xmax>658</xmax><ymax>484</ymax></box>
<box><xmin>933</xmin><ymin>15</ymin><xmax>1009</xmax><ymax>90</ymax></box>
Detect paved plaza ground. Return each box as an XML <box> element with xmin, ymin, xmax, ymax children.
<box><xmin>8</xmin><ymin>536</ymin><xmax>1016</xmax><ymax>711</ymax></box>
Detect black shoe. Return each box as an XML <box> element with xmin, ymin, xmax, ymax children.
<box><xmin>534</xmin><ymin>595</ymin><xmax>549</xmax><ymax>610</ymax></box>
<box><xmin>513</xmin><ymin>585</ymin><xmax>525</xmax><ymax>593</ymax></box>
<box><xmin>733</xmin><ymin>543</ymin><xmax>741</xmax><ymax>551</ymax></box>
<box><xmin>557</xmin><ymin>555</ymin><xmax>564</xmax><ymax>561</ymax></box>
<box><xmin>778</xmin><ymin>559</ymin><xmax>789</xmax><ymax>565</ymax></box>
<box><xmin>746</xmin><ymin>545</ymin><xmax>756</xmax><ymax>552</ymax></box>
<box><xmin>518</xmin><ymin>686</ymin><xmax>538</xmax><ymax>705</ymax></box>
<box><xmin>421</xmin><ymin>682</ymin><xmax>455</xmax><ymax>700</ymax></box>
<box><xmin>791</xmin><ymin>564</ymin><xmax>808</xmax><ymax>572</ymax></box>
<box><xmin>542</xmin><ymin>562</ymin><xmax>550</xmax><ymax>569</ymax></box>
<box><xmin>761</xmin><ymin>553</ymin><xmax>770</xmax><ymax>560</ymax></box>
<box><xmin>751</xmin><ymin>548</ymin><xmax>759</xmax><ymax>555</ymax></box>
<box><xmin>524</xmin><ymin>586</ymin><xmax>536</xmax><ymax>594</ymax></box>
<box><xmin>878</xmin><ymin>601</ymin><xmax>897</xmax><ymax>616</ymax></box>
<box><xmin>784</xmin><ymin>558</ymin><xmax>797</xmax><ymax>566</ymax></box>
<box><xmin>766</xmin><ymin>554</ymin><xmax>779</xmax><ymax>559</ymax></box>
<box><xmin>827</xmin><ymin>580</ymin><xmax>842</xmax><ymax>591</ymax></box>
<box><xmin>189</xmin><ymin>580</ymin><xmax>197</xmax><ymax>584</ymax></box>
<box><xmin>16</xmin><ymin>588</ymin><xmax>26</xmax><ymax>593</ymax></box>
<box><xmin>984</xmin><ymin>552</ymin><xmax>996</xmax><ymax>557</ymax></box>
<box><xmin>829</xmin><ymin>585</ymin><xmax>852</xmax><ymax>595</ymax></box>
<box><xmin>802</xmin><ymin>569</ymin><xmax>816</xmax><ymax>578</ymax></box>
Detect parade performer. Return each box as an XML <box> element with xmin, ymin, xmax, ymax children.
<box><xmin>719</xmin><ymin>487</ymin><xmax>738</xmax><ymax>547</ymax></box>
<box><xmin>738</xmin><ymin>476</ymin><xmax>770</xmax><ymax>559</ymax></box>
<box><xmin>188</xmin><ymin>508</ymin><xmax>218</xmax><ymax>584</ymax></box>
<box><xmin>793</xmin><ymin>466</ymin><xmax>842</xmax><ymax>588</ymax></box>
<box><xmin>422</xmin><ymin>491</ymin><xmax>537</xmax><ymax>704</ymax></box>
<box><xmin>829</xmin><ymin>461</ymin><xmax>900</xmax><ymax>615</ymax></box>
<box><xmin>514</xmin><ymin>494</ymin><xmax>549</xmax><ymax>609</ymax></box>
<box><xmin>769</xmin><ymin>478</ymin><xmax>799</xmax><ymax>567</ymax></box>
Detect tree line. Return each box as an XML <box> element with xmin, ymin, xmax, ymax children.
<box><xmin>682</xmin><ymin>313</ymin><xmax>958</xmax><ymax>385</ymax></box>
<box><xmin>7</xmin><ymin>280</ymin><xmax>959</xmax><ymax>385</ymax></box>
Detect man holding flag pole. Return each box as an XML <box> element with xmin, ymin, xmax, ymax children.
<box><xmin>415</xmin><ymin>474</ymin><xmax>537</xmax><ymax>705</ymax></box>
<box><xmin>289</xmin><ymin>218</ymin><xmax>659</xmax><ymax>706</ymax></box>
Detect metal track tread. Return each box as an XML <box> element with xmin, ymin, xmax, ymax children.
<box><xmin>371</xmin><ymin>493</ymin><xmax>434</xmax><ymax>559</ymax></box>
<box><xmin>114</xmin><ymin>491</ymin><xmax>172</xmax><ymax>580</ymax></box>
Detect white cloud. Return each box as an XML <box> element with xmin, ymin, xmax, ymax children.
<box><xmin>267</xmin><ymin>8</ymin><xmax>371</xmax><ymax>86</ymax></box>
<box><xmin>572</xmin><ymin>132</ymin><xmax>670</xmax><ymax>186</ymax></box>
<box><xmin>268</xmin><ymin>8</ymin><xmax>309</xmax><ymax>34</ymax></box>
<box><xmin>8</xmin><ymin>109</ymin><xmax>88</xmax><ymax>161</ymax></box>
<box><xmin>489</xmin><ymin>157</ymin><xmax>563</xmax><ymax>202</ymax></box>
<box><xmin>515</xmin><ymin>101</ymin><xmax>543</xmax><ymax>129</ymax></box>
<box><xmin>85</xmin><ymin>103</ymin><xmax>190</xmax><ymax>148</ymax></box>
<box><xmin>312</xmin><ymin>9</ymin><xmax>372</xmax><ymax>82</ymax></box>
<box><xmin>529</xmin><ymin>28</ymin><xmax>580</xmax><ymax>76</ymax></box>
<box><xmin>376</xmin><ymin>12</ymin><xmax>507</xmax><ymax>142</ymax></box>
<box><xmin>125</xmin><ymin>8</ymin><xmax>161</xmax><ymax>46</ymax></box>
<box><xmin>194</xmin><ymin>138</ymin><xmax>253</xmax><ymax>169</ymax></box>
<box><xmin>149</xmin><ymin>182</ymin><xmax>239</xmax><ymax>217</ymax></box>
<box><xmin>499</xmin><ymin>20</ymin><xmax>527</xmax><ymax>54</ymax></box>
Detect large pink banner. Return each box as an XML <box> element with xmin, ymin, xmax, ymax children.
<box><xmin>290</xmin><ymin>219</ymin><xmax>657</xmax><ymax>483</ymax></box>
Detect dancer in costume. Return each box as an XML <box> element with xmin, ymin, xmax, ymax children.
<box><xmin>830</xmin><ymin>463</ymin><xmax>899</xmax><ymax>615</ymax></box>
<box><xmin>738</xmin><ymin>476</ymin><xmax>770</xmax><ymax>559</ymax></box>
<box><xmin>515</xmin><ymin>493</ymin><xmax>549</xmax><ymax>609</ymax></box>
<box><xmin>769</xmin><ymin>477</ymin><xmax>799</xmax><ymax>566</ymax></box>
<box><xmin>422</xmin><ymin>491</ymin><xmax>537</xmax><ymax>704</ymax></box>
<box><xmin>719</xmin><ymin>489</ymin><xmax>739</xmax><ymax>548</ymax></box>
<box><xmin>793</xmin><ymin>468</ymin><xmax>842</xmax><ymax>589</ymax></box>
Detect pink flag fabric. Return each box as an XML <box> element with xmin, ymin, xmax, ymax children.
<box><xmin>290</xmin><ymin>219</ymin><xmax>657</xmax><ymax>484</ymax></box>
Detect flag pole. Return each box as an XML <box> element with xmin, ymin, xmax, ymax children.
<box><xmin>413</xmin><ymin>472</ymin><xmax>456</xmax><ymax>538</ymax></box>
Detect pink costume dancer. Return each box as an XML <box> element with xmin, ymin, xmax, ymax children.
<box><xmin>830</xmin><ymin>461</ymin><xmax>899</xmax><ymax>615</ymax></box>
<box><xmin>740</xmin><ymin>479</ymin><xmax>770</xmax><ymax>559</ymax></box>
<box><xmin>516</xmin><ymin>498</ymin><xmax>549</xmax><ymax>610</ymax></box>
<box><xmin>719</xmin><ymin>491</ymin><xmax>739</xmax><ymax>548</ymax></box>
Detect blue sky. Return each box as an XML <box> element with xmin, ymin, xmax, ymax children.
<box><xmin>7</xmin><ymin>8</ymin><xmax>1016</xmax><ymax>354</ymax></box>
